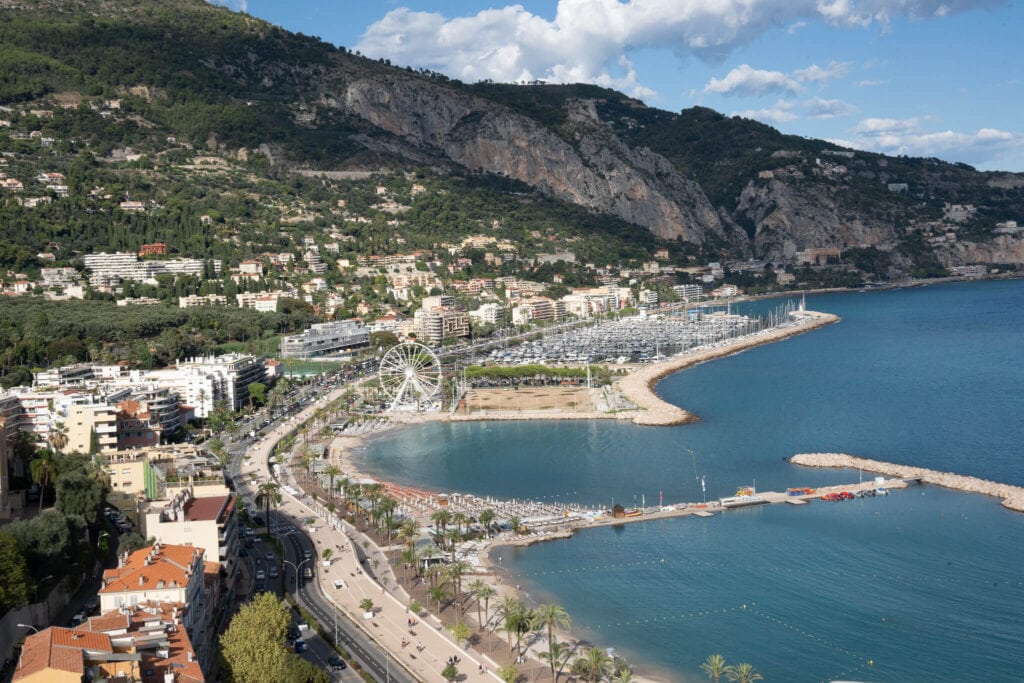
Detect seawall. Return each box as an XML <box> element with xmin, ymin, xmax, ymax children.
<box><xmin>790</xmin><ymin>452</ymin><xmax>1024</xmax><ymax>513</ymax></box>
<box><xmin>618</xmin><ymin>311</ymin><xmax>839</xmax><ymax>426</ymax></box>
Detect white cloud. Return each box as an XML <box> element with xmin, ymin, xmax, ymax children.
<box><xmin>731</xmin><ymin>100</ymin><xmax>799</xmax><ymax>125</ymax></box>
<box><xmin>355</xmin><ymin>0</ymin><xmax>1002</xmax><ymax>96</ymax></box>
<box><xmin>704</xmin><ymin>65</ymin><xmax>803</xmax><ymax>97</ymax></box>
<box><xmin>794</xmin><ymin>61</ymin><xmax>851</xmax><ymax>83</ymax></box>
<box><xmin>853</xmin><ymin>117</ymin><xmax>924</xmax><ymax>135</ymax></box>
<box><xmin>806</xmin><ymin>97</ymin><xmax>856</xmax><ymax>118</ymax></box>
<box><xmin>856</xmin><ymin>79</ymin><xmax>889</xmax><ymax>87</ymax></box>
<box><xmin>788</xmin><ymin>21</ymin><xmax>809</xmax><ymax>34</ymax></box>
<box><xmin>846</xmin><ymin>117</ymin><xmax>1024</xmax><ymax>166</ymax></box>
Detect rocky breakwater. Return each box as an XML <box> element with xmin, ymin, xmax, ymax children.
<box><xmin>790</xmin><ymin>452</ymin><xmax>1024</xmax><ymax>513</ymax></box>
<box><xmin>618</xmin><ymin>311</ymin><xmax>839</xmax><ymax>426</ymax></box>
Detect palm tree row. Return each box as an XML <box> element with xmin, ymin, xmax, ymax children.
<box><xmin>701</xmin><ymin>654</ymin><xmax>763</xmax><ymax>683</ymax></box>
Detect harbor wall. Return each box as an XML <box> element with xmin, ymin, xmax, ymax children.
<box><xmin>790</xmin><ymin>452</ymin><xmax>1024</xmax><ymax>512</ymax></box>
<box><xmin>618</xmin><ymin>311</ymin><xmax>839</xmax><ymax>426</ymax></box>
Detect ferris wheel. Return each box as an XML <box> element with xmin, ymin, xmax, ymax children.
<box><xmin>378</xmin><ymin>342</ymin><xmax>443</xmax><ymax>411</ymax></box>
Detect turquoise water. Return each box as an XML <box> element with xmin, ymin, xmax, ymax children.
<box><xmin>360</xmin><ymin>279</ymin><xmax>1024</xmax><ymax>682</ymax></box>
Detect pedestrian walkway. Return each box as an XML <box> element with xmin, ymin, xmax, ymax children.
<box><xmin>239</xmin><ymin>398</ymin><xmax>503</xmax><ymax>682</ymax></box>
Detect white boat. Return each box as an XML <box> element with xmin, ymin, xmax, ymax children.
<box><xmin>719</xmin><ymin>495</ymin><xmax>768</xmax><ymax>509</ymax></box>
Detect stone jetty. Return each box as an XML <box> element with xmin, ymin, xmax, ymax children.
<box><xmin>790</xmin><ymin>452</ymin><xmax>1024</xmax><ymax>513</ymax></box>
<box><xmin>618</xmin><ymin>311</ymin><xmax>839</xmax><ymax>426</ymax></box>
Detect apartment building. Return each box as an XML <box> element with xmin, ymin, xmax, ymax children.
<box><xmin>280</xmin><ymin>320</ymin><xmax>370</xmax><ymax>358</ymax></box>
<box><xmin>139</xmin><ymin>486</ymin><xmax>238</xmax><ymax>591</ymax></box>
<box><xmin>13</xmin><ymin>602</ymin><xmax>204</xmax><ymax>683</ymax></box>
<box><xmin>98</xmin><ymin>543</ymin><xmax>211</xmax><ymax>670</ymax></box>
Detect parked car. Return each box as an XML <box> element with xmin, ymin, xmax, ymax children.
<box><xmin>328</xmin><ymin>655</ymin><xmax>347</xmax><ymax>670</ymax></box>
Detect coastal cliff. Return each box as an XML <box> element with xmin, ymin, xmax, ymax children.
<box><xmin>342</xmin><ymin>76</ymin><xmax>730</xmax><ymax>243</ymax></box>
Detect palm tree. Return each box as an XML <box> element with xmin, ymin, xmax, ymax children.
<box><xmin>48</xmin><ymin>422</ymin><xmax>69</xmax><ymax>455</ymax></box>
<box><xmin>724</xmin><ymin>663</ymin><xmax>762</xmax><ymax>683</ymax></box>
<box><xmin>468</xmin><ymin>579</ymin><xmax>490</xmax><ymax>628</ymax></box>
<box><xmin>508</xmin><ymin>515</ymin><xmax>521</xmax><ymax>535</ymax></box>
<box><xmin>701</xmin><ymin>654</ymin><xmax>728</xmax><ymax>683</ymax></box>
<box><xmin>573</xmin><ymin>647</ymin><xmax>613</xmax><ymax>683</ymax></box>
<box><xmin>377</xmin><ymin>496</ymin><xmax>398</xmax><ymax>542</ymax></box>
<box><xmin>611</xmin><ymin>669</ymin><xmax>634</xmax><ymax>683</ymax></box>
<box><xmin>30</xmin><ymin>450</ymin><xmax>59</xmax><ymax>512</ymax></box>
<box><xmin>428</xmin><ymin>584</ymin><xmax>450</xmax><ymax>615</ymax></box>
<box><xmin>443</xmin><ymin>560</ymin><xmax>472</xmax><ymax>613</ymax></box>
<box><xmin>431</xmin><ymin>508</ymin><xmax>452</xmax><ymax>536</ymax></box>
<box><xmin>324</xmin><ymin>464</ymin><xmax>341</xmax><ymax>501</ymax></box>
<box><xmin>255</xmin><ymin>481</ymin><xmax>281</xmax><ymax>530</ymax></box>
<box><xmin>478</xmin><ymin>508</ymin><xmax>495</xmax><ymax>537</ymax></box>
<box><xmin>531</xmin><ymin>604</ymin><xmax>571</xmax><ymax>681</ymax></box>
<box><xmin>539</xmin><ymin>638</ymin><xmax>575</xmax><ymax>683</ymax></box>
<box><xmin>452</xmin><ymin>511</ymin><xmax>468</xmax><ymax>535</ymax></box>
<box><xmin>499</xmin><ymin>596</ymin><xmax>525</xmax><ymax>657</ymax></box>
<box><xmin>299</xmin><ymin>448</ymin><xmax>316</xmax><ymax>484</ymax></box>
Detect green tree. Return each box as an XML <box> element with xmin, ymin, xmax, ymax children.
<box><xmin>55</xmin><ymin>469</ymin><xmax>108</xmax><ymax>525</ymax></box>
<box><xmin>284</xmin><ymin>655</ymin><xmax>330</xmax><ymax>683</ymax></box>
<box><xmin>724</xmin><ymin>663</ymin><xmax>763</xmax><ymax>683</ymax></box>
<box><xmin>701</xmin><ymin>654</ymin><xmax>728</xmax><ymax>683</ymax></box>
<box><xmin>359</xmin><ymin>598</ymin><xmax>375</xmax><ymax>614</ymax></box>
<box><xmin>220</xmin><ymin>592</ymin><xmax>291</xmax><ymax>683</ymax></box>
<box><xmin>531</xmin><ymin>603</ymin><xmax>571</xmax><ymax>682</ymax></box>
<box><xmin>448</xmin><ymin>620</ymin><xmax>470</xmax><ymax>645</ymax></box>
<box><xmin>442</xmin><ymin>663</ymin><xmax>460</xmax><ymax>682</ymax></box>
<box><xmin>117</xmin><ymin>532</ymin><xmax>151</xmax><ymax>557</ymax></box>
<box><xmin>0</xmin><ymin>531</ymin><xmax>32</xmax><ymax>612</ymax></box>
<box><xmin>497</xmin><ymin>663</ymin><xmax>520</xmax><ymax>683</ymax></box>
<box><xmin>247</xmin><ymin>381</ymin><xmax>267</xmax><ymax>409</ymax></box>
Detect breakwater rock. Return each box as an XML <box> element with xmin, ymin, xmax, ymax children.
<box><xmin>618</xmin><ymin>311</ymin><xmax>839</xmax><ymax>426</ymax></box>
<box><xmin>790</xmin><ymin>452</ymin><xmax>1024</xmax><ymax>513</ymax></box>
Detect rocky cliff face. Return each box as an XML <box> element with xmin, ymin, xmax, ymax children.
<box><xmin>733</xmin><ymin>178</ymin><xmax>900</xmax><ymax>262</ymax></box>
<box><xmin>341</xmin><ymin>76</ymin><xmax>734</xmax><ymax>244</ymax></box>
<box><xmin>938</xmin><ymin>235</ymin><xmax>1024</xmax><ymax>266</ymax></box>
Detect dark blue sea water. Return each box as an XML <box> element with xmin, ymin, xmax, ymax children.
<box><xmin>360</xmin><ymin>279</ymin><xmax>1024</xmax><ymax>682</ymax></box>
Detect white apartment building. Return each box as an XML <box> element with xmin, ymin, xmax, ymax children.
<box><xmin>469</xmin><ymin>302</ymin><xmax>504</xmax><ymax>325</ymax></box>
<box><xmin>280</xmin><ymin>320</ymin><xmax>370</xmax><ymax>359</ymax></box>
<box><xmin>139</xmin><ymin>486</ymin><xmax>239</xmax><ymax>590</ymax></box>
<box><xmin>169</xmin><ymin>354</ymin><xmax>266</xmax><ymax>413</ymax></box>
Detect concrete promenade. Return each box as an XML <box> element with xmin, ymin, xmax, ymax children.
<box><xmin>238</xmin><ymin>399</ymin><xmax>504</xmax><ymax>682</ymax></box>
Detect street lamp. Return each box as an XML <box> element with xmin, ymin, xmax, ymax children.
<box><xmin>282</xmin><ymin>558</ymin><xmax>310</xmax><ymax>588</ymax></box>
<box><xmin>17</xmin><ymin>624</ymin><xmax>40</xmax><ymax>634</ymax></box>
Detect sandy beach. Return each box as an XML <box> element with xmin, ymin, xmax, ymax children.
<box><xmin>305</xmin><ymin>311</ymin><xmax>842</xmax><ymax>680</ymax></box>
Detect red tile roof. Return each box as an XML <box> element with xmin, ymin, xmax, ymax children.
<box><xmin>101</xmin><ymin>543</ymin><xmax>202</xmax><ymax>595</ymax></box>
<box><xmin>183</xmin><ymin>494</ymin><xmax>232</xmax><ymax>522</ymax></box>
<box><xmin>14</xmin><ymin>627</ymin><xmax>113</xmax><ymax>680</ymax></box>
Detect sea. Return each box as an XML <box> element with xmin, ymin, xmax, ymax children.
<box><xmin>358</xmin><ymin>279</ymin><xmax>1024</xmax><ymax>682</ymax></box>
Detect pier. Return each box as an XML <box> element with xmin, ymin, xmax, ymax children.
<box><xmin>491</xmin><ymin>475</ymin><xmax>907</xmax><ymax>547</ymax></box>
<box><xmin>790</xmin><ymin>452</ymin><xmax>1024</xmax><ymax>513</ymax></box>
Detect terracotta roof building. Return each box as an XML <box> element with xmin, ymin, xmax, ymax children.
<box><xmin>14</xmin><ymin>601</ymin><xmax>205</xmax><ymax>683</ymax></box>
<box><xmin>99</xmin><ymin>543</ymin><xmax>212</xmax><ymax>673</ymax></box>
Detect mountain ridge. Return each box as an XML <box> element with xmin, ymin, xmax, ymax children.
<box><xmin>2</xmin><ymin>0</ymin><xmax>1023</xmax><ymax>275</ymax></box>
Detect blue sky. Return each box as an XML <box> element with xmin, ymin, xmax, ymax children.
<box><xmin>216</xmin><ymin>1</ymin><xmax>1024</xmax><ymax>172</ymax></box>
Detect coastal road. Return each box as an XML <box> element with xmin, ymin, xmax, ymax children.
<box><xmin>229</xmin><ymin>383</ymin><xmax>421</xmax><ymax>683</ymax></box>
<box><xmin>281</xmin><ymin>529</ymin><xmax>416</xmax><ymax>683</ymax></box>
